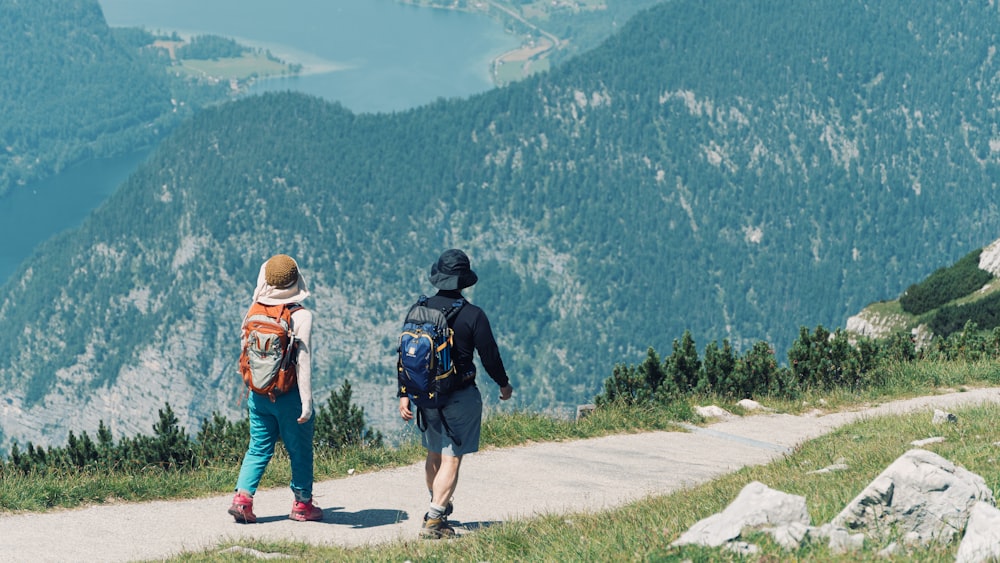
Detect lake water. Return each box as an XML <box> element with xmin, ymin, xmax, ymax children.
<box><xmin>0</xmin><ymin>150</ymin><xmax>152</xmax><ymax>282</ymax></box>
<box><xmin>6</xmin><ymin>1</ymin><xmax>517</xmax><ymax>284</ymax></box>
<box><xmin>98</xmin><ymin>0</ymin><xmax>518</xmax><ymax>114</ymax></box>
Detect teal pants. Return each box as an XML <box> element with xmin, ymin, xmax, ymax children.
<box><xmin>235</xmin><ymin>390</ymin><xmax>315</xmax><ymax>502</ymax></box>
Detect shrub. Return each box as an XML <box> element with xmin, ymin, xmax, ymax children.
<box><xmin>899</xmin><ymin>248</ymin><xmax>992</xmax><ymax>315</ymax></box>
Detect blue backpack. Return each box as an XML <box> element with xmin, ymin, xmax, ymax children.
<box><xmin>397</xmin><ymin>296</ymin><xmax>465</xmax><ymax>409</ymax></box>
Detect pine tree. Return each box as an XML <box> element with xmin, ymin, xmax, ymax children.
<box><xmin>195</xmin><ymin>411</ymin><xmax>248</xmax><ymax>464</ymax></box>
<box><xmin>146</xmin><ymin>403</ymin><xmax>194</xmax><ymax>469</ymax></box>
<box><xmin>313</xmin><ymin>380</ymin><xmax>384</xmax><ymax>451</ymax></box>
<box><xmin>595</xmin><ymin>362</ymin><xmax>642</xmax><ymax>406</ymax></box>
<box><xmin>665</xmin><ymin>331</ymin><xmax>701</xmax><ymax>395</ymax></box>
<box><xmin>699</xmin><ymin>339</ymin><xmax>736</xmax><ymax>396</ymax></box>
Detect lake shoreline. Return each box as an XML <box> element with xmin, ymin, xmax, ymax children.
<box><xmin>395</xmin><ymin>0</ymin><xmax>560</xmax><ymax>86</ymax></box>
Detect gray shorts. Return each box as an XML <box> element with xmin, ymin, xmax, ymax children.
<box><xmin>419</xmin><ymin>384</ymin><xmax>482</xmax><ymax>457</ymax></box>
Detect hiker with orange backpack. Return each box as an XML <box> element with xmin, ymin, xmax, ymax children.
<box><xmin>228</xmin><ymin>254</ymin><xmax>323</xmax><ymax>523</ymax></box>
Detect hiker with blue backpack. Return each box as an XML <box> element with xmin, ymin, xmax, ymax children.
<box><xmin>397</xmin><ymin>248</ymin><xmax>514</xmax><ymax>538</ymax></box>
<box><xmin>228</xmin><ymin>254</ymin><xmax>324</xmax><ymax>524</ymax></box>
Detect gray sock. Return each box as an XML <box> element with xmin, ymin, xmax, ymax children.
<box><xmin>427</xmin><ymin>502</ymin><xmax>446</xmax><ymax>520</ymax></box>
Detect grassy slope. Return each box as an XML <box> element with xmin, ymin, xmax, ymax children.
<box><xmin>207</xmin><ymin>402</ymin><xmax>997</xmax><ymax>561</ymax></box>
<box><xmin>6</xmin><ymin>360</ymin><xmax>999</xmax><ymax>561</ymax></box>
<box><xmin>170</xmin><ymin>360</ymin><xmax>1000</xmax><ymax>561</ymax></box>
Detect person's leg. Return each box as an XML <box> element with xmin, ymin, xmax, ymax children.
<box><xmin>419</xmin><ymin>387</ymin><xmax>482</xmax><ymax>537</ymax></box>
<box><xmin>274</xmin><ymin>390</ymin><xmax>322</xmax><ymax>521</ymax></box>
<box><xmin>430</xmin><ymin>453</ymin><xmax>463</xmax><ymax>508</ymax></box>
<box><xmin>425</xmin><ymin>450</ymin><xmax>442</xmax><ymax>493</ymax></box>
<box><xmin>230</xmin><ymin>394</ymin><xmax>279</xmax><ymax>523</ymax></box>
<box><xmin>235</xmin><ymin>394</ymin><xmax>280</xmax><ymax>495</ymax></box>
<box><xmin>275</xmin><ymin>391</ymin><xmax>314</xmax><ymax>502</ymax></box>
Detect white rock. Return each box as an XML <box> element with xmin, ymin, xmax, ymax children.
<box><xmin>831</xmin><ymin>449</ymin><xmax>993</xmax><ymax>545</ymax></box>
<box><xmin>932</xmin><ymin>409</ymin><xmax>958</xmax><ymax>424</ymax></box>
<box><xmin>694</xmin><ymin>405</ymin><xmax>734</xmax><ymax>419</ymax></box>
<box><xmin>910</xmin><ymin>436</ymin><xmax>946</xmax><ymax>447</ymax></box>
<box><xmin>671</xmin><ymin>481</ymin><xmax>810</xmax><ymax>548</ymax></box>
<box><xmin>807</xmin><ymin>463</ymin><xmax>849</xmax><ymax>475</ymax></box>
<box><xmin>955</xmin><ymin>502</ymin><xmax>1000</xmax><ymax>563</ymax></box>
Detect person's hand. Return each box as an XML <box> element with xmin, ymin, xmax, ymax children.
<box><xmin>499</xmin><ymin>384</ymin><xmax>513</xmax><ymax>401</ymax></box>
<box><xmin>399</xmin><ymin>396</ymin><xmax>414</xmax><ymax>421</ymax></box>
<box><xmin>297</xmin><ymin>408</ymin><xmax>312</xmax><ymax>424</ymax></box>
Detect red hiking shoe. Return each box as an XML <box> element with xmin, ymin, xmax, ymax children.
<box><xmin>228</xmin><ymin>492</ymin><xmax>257</xmax><ymax>524</ymax></box>
<box><xmin>290</xmin><ymin>498</ymin><xmax>323</xmax><ymax>522</ymax></box>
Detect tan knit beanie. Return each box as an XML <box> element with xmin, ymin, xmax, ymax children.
<box><xmin>264</xmin><ymin>254</ymin><xmax>299</xmax><ymax>289</ymax></box>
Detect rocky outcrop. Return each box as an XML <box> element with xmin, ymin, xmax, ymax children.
<box><xmin>831</xmin><ymin>448</ymin><xmax>993</xmax><ymax>545</ymax></box>
<box><xmin>671</xmin><ymin>448</ymin><xmax>999</xmax><ymax>559</ymax></box>
<box><xmin>956</xmin><ymin>502</ymin><xmax>1000</xmax><ymax>563</ymax></box>
<box><xmin>671</xmin><ymin>481</ymin><xmax>810</xmax><ymax>548</ymax></box>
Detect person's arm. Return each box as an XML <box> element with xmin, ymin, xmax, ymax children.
<box><xmin>291</xmin><ymin>308</ymin><xmax>314</xmax><ymax>423</ymax></box>
<box><xmin>397</xmin><ymin>358</ymin><xmax>414</xmax><ymax>421</ymax></box>
<box><xmin>398</xmin><ymin>395</ymin><xmax>414</xmax><ymax>421</ymax></box>
<box><xmin>473</xmin><ymin>311</ymin><xmax>512</xmax><ymax>397</ymax></box>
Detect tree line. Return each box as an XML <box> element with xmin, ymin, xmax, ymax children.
<box><xmin>597</xmin><ymin>322</ymin><xmax>1000</xmax><ymax>408</ymax></box>
<box><xmin>1</xmin><ymin>381</ymin><xmax>381</xmax><ymax>476</ymax></box>
<box><xmin>10</xmin><ymin>316</ymin><xmax>1000</xmax><ymax>477</ymax></box>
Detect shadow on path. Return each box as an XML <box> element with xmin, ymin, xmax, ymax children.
<box><xmin>326</xmin><ymin>507</ymin><xmax>408</xmax><ymax>528</ymax></box>
<box><xmin>457</xmin><ymin>519</ymin><xmax>503</xmax><ymax>532</ymax></box>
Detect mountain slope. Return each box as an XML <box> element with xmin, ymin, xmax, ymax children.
<box><xmin>847</xmin><ymin>237</ymin><xmax>1000</xmax><ymax>345</ymax></box>
<box><xmin>0</xmin><ymin>0</ymin><xmax>230</xmax><ymax>193</ymax></box>
<box><xmin>6</xmin><ymin>0</ymin><xmax>1000</xmax><ymax>449</ymax></box>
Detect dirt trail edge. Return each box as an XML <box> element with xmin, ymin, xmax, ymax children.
<box><xmin>3</xmin><ymin>388</ymin><xmax>999</xmax><ymax>562</ymax></box>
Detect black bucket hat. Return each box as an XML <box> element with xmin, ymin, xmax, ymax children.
<box><xmin>429</xmin><ymin>249</ymin><xmax>478</xmax><ymax>290</ymax></box>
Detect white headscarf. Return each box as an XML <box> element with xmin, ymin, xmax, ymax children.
<box><xmin>250</xmin><ymin>257</ymin><xmax>311</xmax><ymax>306</ymax></box>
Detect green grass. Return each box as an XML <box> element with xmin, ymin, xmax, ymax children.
<box><xmin>172</xmin><ymin>52</ymin><xmax>295</xmax><ymax>81</ymax></box>
<box><xmin>0</xmin><ymin>396</ymin><xmax>691</xmax><ymax>513</ymax></box>
<box><xmin>173</xmin><ymin>397</ymin><xmax>1000</xmax><ymax>562</ymax></box>
<box><xmin>7</xmin><ymin>359</ymin><xmax>1000</xmax><ymax>560</ymax></box>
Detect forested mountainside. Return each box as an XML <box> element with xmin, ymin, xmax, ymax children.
<box><xmin>847</xmin><ymin>237</ymin><xmax>1000</xmax><ymax>346</ymax></box>
<box><xmin>0</xmin><ymin>0</ymin><xmax>226</xmax><ymax>193</ymax></box>
<box><xmin>5</xmin><ymin>0</ymin><xmax>1000</xmax><ymax>450</ymax></box>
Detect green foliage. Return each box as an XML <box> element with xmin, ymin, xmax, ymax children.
<box><xmin>928</xmin><ymin>292</ymin><xmax>1000</xmax><ymax>337</ymax></box>
<box><xmin>176</xmin><ymin>35</ymin><xmax>247</xmax><ymax>60</ymax></box>
<box><xmin>313</xmin><ymin>380</ymin><xmax>384</xmax><ymax>451</ymax></box>
<box><xmin>732</xmin><ymin>341</ymin><xmax>789</xmax><ymax>398</ymax></box>
<box><xmin>918</xmin><ymin>321</ymin><xmax>1000</xmax><ymax>362</ymax></box>
<box><xmin>699</xmin><ymin>339</ymin><xmax>737</xmax><ymax>396</ymax></box>
<box><xmin>664</xmin><ymin>331</ymin><xmax>701</xmax><ymax>396</ymax></box>
<box><xmin>1</xmin><ymin>381</ymin><xmax>380</xmax><ymax>478</ymax></box>
<box><xmin>194</xmin><ymin>412</ymin><xmax>249</xmax><ymax>466</ymax></box>
<box><xmin>0</xmin><ymin>1</ymin><xmax>237</xmax><ymax>192</ymax></box>
<box><xmin>597</xmin><ymin>335</ymin><xmax>790</xmax><ymax>405</ymax></box>
<box><xmin>12</xmin><ymin>0</ymin><xmax>1000</xmax><ymax>427</ymax></box>
<box><xmin>595</xmin><ymin>348</ymin><xmax>659</xmax><ymax>407</ymax></box>
<box><xmin>899</xmin><ymin>249</ymin><xmax>993</xmax><ymax>315</ymax></box>
<box><xmin>788</xmin><ymin>325</ymin><xmax>867</xmax><ymax>391</ymax></box>
<box><xmin>594</xmin><ymin>323</ymin><xmax>990</xmax><ymax>406</ymax></box>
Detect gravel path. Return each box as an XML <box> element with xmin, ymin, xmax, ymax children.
<box><xmin>3</xmin><ymin>387</ymin><xmax>998</xmax><ymax>562</ymax></box>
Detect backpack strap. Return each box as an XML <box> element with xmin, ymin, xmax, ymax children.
<box><xmin>442</xmin><ymin>299</ymin><xmax>464</xmax><ymax>326</ymax></box>
<box><xmin>403</xmin><ymin>295</ymin><xmax>430</xmax><ymax>321</ymax></box>
<box><xmin>279</xmin><ymin>303</ymin><xmax>303</xmax><ymax>370</ymax></box>
<box><xmin>415</xmin><ymin>406</ymin><xmax>463</xmax><ymax>448</ymax></box>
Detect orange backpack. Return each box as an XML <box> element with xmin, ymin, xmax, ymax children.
<box><xmin>239</xmin><ymin>302</ymin><xmax>301</xmax><ymax>401</ymax></box>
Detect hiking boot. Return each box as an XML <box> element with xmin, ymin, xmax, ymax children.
<box><xmin>421</xmin><ymin>513</ymin><xmax>456</xmax><ymax>539</ymax></box>
<box><xmin>289</xmin><ymin>498</ymin><xmax>324</xmax><ymax>522</ymax></box>
<box><xmin>228</xmin><ymin>493</ymin><xmax>257</xmax><ymax>524</ymax></box>
<box><xmin>443</xmin><ymin>500</ymin><xmax>453</xmax><ymax>517</ymax></box>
